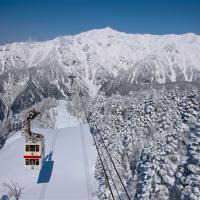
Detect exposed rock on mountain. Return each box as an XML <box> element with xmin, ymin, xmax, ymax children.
<box><xmin>0</xmin><ymin>28</ymin><xmax>200</xmax><ymax>117</ymax></box>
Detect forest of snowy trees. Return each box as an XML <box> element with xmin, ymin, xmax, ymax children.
<box><xmin>1</xmin><ymin>84</ymin><xmax>200</xmax><ymax>200</ymax></box>
<box><xmin>84</xmin><ymin>87</ymin><xmax>200</xmax><ymax>200</ymax></box>
<box><xmin>0</xmin><ymin>98</ymin><xmax>57</xmax><ymax>149</ymax></box>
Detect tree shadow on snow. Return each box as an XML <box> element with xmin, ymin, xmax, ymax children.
<box><xmin>37</xmin><ymin>151</ymin><xmax>54</xmax><ymax>184</ymax></box>
<box><xmin>0</xmin><ymin>195</ymin><xmax>9</xmax><ymax>200</ymax></box>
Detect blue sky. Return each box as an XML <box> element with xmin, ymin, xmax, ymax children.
<box><xmin>0</xmin><ymin>0</ymin><xmax>199</xmax><ymax>45</ymax></box>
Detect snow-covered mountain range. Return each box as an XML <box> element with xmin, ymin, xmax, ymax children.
<box><xmin>0</xmin><ymin>27</ymin><xmax>200</xmax><ymax>119</ymax></box>
<box><xmin>1</xmin><ymin>28</ymin><xmax>200</xmax><ymax>200</ymax></box>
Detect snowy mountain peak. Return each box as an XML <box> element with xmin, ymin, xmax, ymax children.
<box><xmin>0</xmin><ymin>28</ymin><xmax>200</xmax><ymax>116</ymax></box>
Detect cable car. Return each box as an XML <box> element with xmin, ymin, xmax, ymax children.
<box><xmin>68</xmin><ymin>75</ymin><xmax>77</xmax><ymax>99</ymax></box>
<box><xmin>23</xmin><ymin>109</ymin><xmax>45</xmax><ymax>170</ymax></box>
<box><xmin>24</xmin><ymin>134</ymin><xmax>45</xmax><ymax>170</ymax></box>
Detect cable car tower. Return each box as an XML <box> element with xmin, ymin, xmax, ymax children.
<box><xmin>68</xmin><ymin>75</ymin><xmax>77</xmax><ymax>99</ymax></box>
<box><xmin>23</xmin><ymin>109</ymin><xmax>45</xmax><ymax>170</ymax></box>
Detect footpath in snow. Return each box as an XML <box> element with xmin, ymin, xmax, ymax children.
<box><xmin>0</xmin><ymin>101</ymin><xmax>98</xmax><ymax>200</ymax></box>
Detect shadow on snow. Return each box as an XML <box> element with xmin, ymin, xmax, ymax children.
<box><xmin>37</xmin><ymin>151</ymin><xmax>54</xmax><ymax>184</ymax></box>
<box><xmin>0</xmin><ymin>195</ymin><xmax>9</xmax><ymax>200</ymax></box>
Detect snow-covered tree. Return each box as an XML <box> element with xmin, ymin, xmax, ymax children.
<box><xmin>1</xmin><ymin>181</ymin><xmax>23</xmax><ymax>200</ymax></box>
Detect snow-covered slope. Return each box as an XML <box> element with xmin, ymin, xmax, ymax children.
<box><xmin>0</xmin><ymin>28</ymin><xmax>200</xmax><ymax>118</ymax></box>
<box><xmin>0</xmin><ymin>125</ymin><xmax>98</xmax><ymax>199</ymax></box>
<box><xmin>55</xmin><ymin>100</ymin><xmax>80</xmax><ymax>129</ymax></box>
<box><xmin>1</xmin><ymin>28</ymin><xmax>200</xmax><ymax>83</ymax></box>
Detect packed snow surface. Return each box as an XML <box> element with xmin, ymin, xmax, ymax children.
<box><xmin>0</xmin><ymin>125</ymin><xmax>98</xmax><ymax>199</ymax></box>
<box><xmin>55</xmin><ymin>100</ymin><xmax>80</xmax><ymax>129</ymax></box>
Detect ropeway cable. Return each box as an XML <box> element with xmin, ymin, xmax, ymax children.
<box><xmin>100</xmin><ymin>143</ymin><xmax>123</xmax><ymax>200</ymax></box>
<box><xmin>78</xmin><ymin>92</ymin><xmax>131</xmax><ymax>200</ymax></box>
<box><xmin>72</xmin><ymin>78</ymin><xmax>127</xmax><ymax>200</ymax></box>
<box><xmin>99</xmin><ymin>141</ymin><xmax>122</xmax><ymax>200</ymax></box>
<box><xmin>81</xmin><ymin>119</ymin><xmax>121</xmax><ymax>200</ymax></box>
<box><xmin>92</xmin><ymin>123</ymin><xmax>131</xmax><ymax>200</ymax></box>
<box><xmin>89</xmin><ymin>125</ymin><xmax>116</xmax><ymax>200</ymax></box>
<box><xmin>78</xmin><ymin>92</ymin><xmax>116</xmax><ymax>200</ymax></box>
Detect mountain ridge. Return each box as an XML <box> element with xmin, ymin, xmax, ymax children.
<box><xmin>0</xmin><ymin>27</ymin><xmax>200</xmax><ymax>118</ymax></box>
<box><xmin>0</xmin><ymin>27</ymin><xmax>199</xmax><ymax>47</ymax></box>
